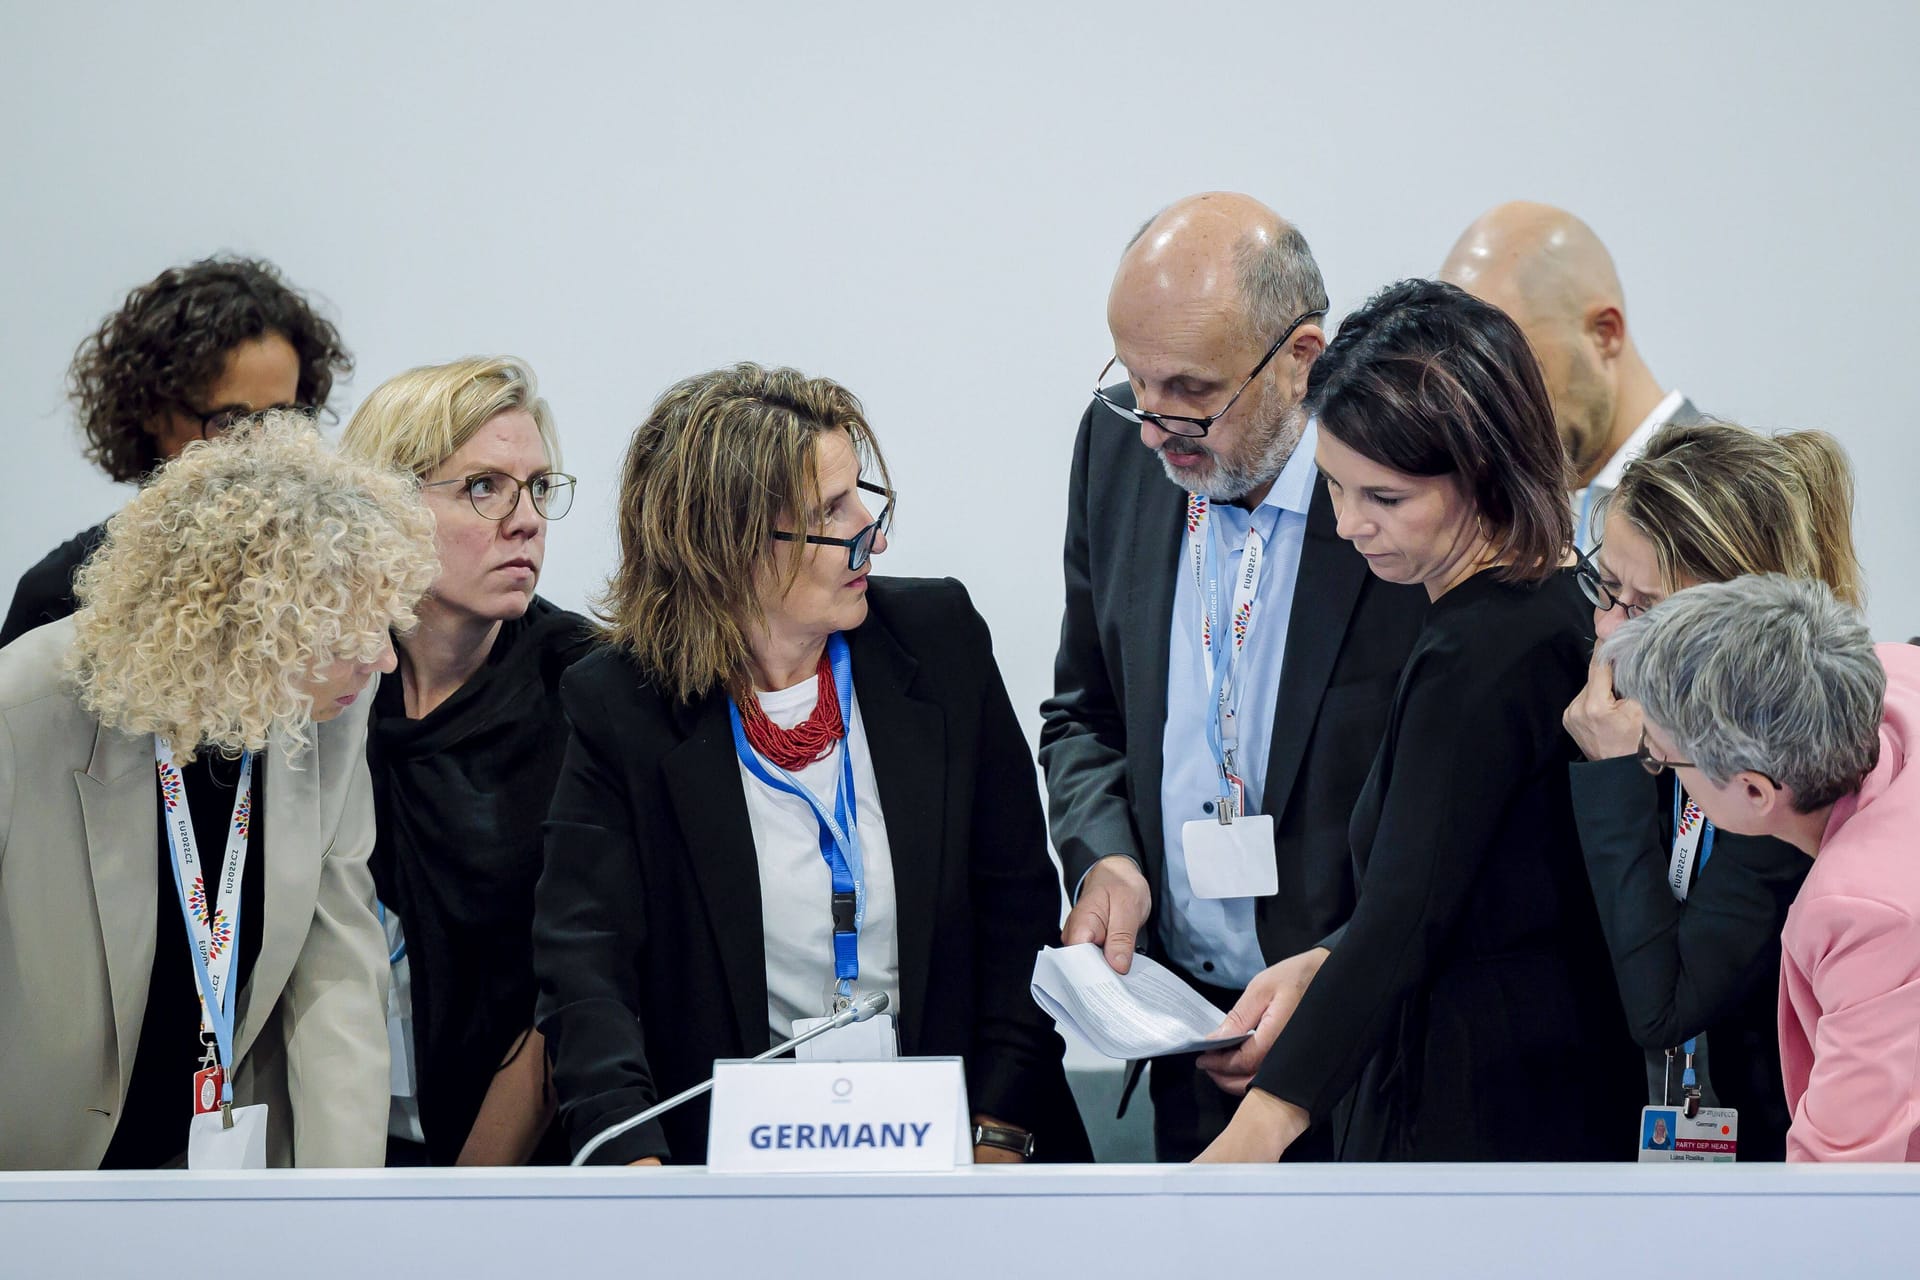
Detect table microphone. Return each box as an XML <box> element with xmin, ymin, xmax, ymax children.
<box><xmin>570</xmin><ymin>990</ymin><xmax>892</xmax><ymax>1166</ymax></box>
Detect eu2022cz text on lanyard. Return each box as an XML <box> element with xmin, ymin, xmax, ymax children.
<box><xmin>1181</xmin><ymin>494</ymin><xmax>1279</xmax><ymax>900</ymax></box>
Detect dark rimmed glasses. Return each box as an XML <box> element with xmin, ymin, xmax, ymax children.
<box><xmin>772</xmin><ymin>480</ymin><xmax>894</xmax><ymax>571</ymax></box>
<box><xmin>183</xmin><ymin>401</ymin><xmax>310</xmax><ymax>439</ymax></box>
<box><xmin>1635</xmin><ymin>731</ymin><xmax>1694</xmax><ymax>776</ymax></box>
<box><xmin>420</xmin><ymin>470</ymin><xmax>577</xmax><ymax>521</ymax></box>
<box><xmin>1575</xmin><ymin>546</ymin><xmax>1651</xmax><ymax>620</ymax></box>
<box><xmin>1092</xmin><ymin>307</ymin><xmax>1326</xmax><ymax>438</ymax></box>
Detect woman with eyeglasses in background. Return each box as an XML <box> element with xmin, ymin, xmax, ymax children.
<box><xmin>533</xmin><ymin>362</ymin><xmax>1090</xmax><ymax>1166</ymax></box>
<box><xmin>341</xmin><ymin>358</ymin><xmax>592</xmax><ymax>1166</ymax></box>
<box><xmin>3</xmin><ymin>256</ymin><xmax>351</xmax><ymax>648</ymax></box>
<box><xmin>1565</xmin><ymin>419</ymin><xmax>1863</xmax><ymax>1159</ymax></box>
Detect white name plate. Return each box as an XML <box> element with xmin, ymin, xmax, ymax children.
<box><xmin>706</xmin><ymin>1056</ymin><xmax>972</xmax><ymax>1172</ymax></box>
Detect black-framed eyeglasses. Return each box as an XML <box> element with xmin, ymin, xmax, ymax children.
<box><xmin>771</xmin><ymin>480</ymin><xmax>894</xmax><ymax>571</ymax></box>
<box><xmin>420</xmin><ymin>470</ymin><xmax>577</xmax><ymax>521</ymax></box>
<box><xmin>1575</xmin><ymin>545</ymin><xmax>1651</xmax><ymax>620</ymax></box>
<box><xmin>1635</xmin><ymin>731</ymin><xmax>1695</xmax><ymax>776</ymax></box>
<box><xmin>183</xmin><ymin>401</ymin><xmax>308</xmax><ymax>439</ymax></box>
<box><xmin>1092</xmin><ymin>307</ymin><xmax>1326</xmax><ymax>438</ymax></box>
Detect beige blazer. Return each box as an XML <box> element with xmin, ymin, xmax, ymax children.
<box><xmin>0</xmin><ymin>618</ymin><xmax>390</xmax><ymax>1170</ymax></box>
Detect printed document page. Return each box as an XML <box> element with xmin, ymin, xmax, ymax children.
<box><xmin>1030</xmin><ymin>944</ymin><xmax>1252</xmax><ymax>1060</ymax></box>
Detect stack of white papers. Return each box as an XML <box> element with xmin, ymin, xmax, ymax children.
<box><xmin>1030</xmin><ymin>944</ymin><xmax>1252</xmax><ymax>1060</ymax></box>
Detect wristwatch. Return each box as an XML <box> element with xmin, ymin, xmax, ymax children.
<box><xmin>971</xmin><ymin>1123</ymin><xmax>1035</xmax><ymax>1159</ymax></box>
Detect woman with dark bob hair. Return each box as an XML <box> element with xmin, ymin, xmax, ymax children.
<box><xmin>533</xmin><ymin>363</ymin><xmax>1090</xmax><ymax>1165</ymax></box>
<box><xmin>2</xmin><ymin>256</ymin><xmax>351</xmax><ymax>647</ymax></box>
<box><xmin>1196</xmin><ymin>279</ymin><xmax>1641</xmax><ymax>1161</ymax></box>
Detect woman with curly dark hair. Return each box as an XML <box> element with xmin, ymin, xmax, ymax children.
<box><xmin>1</xmin><ymin>256</ymin><xmax>352</xmax><ymax>646</ymax></box>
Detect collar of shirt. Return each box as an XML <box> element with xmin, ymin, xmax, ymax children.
<box><xmin>1209</xmin><ymin>420</ymin><xmax>1319</xmax><ymax>546</ymax></box>
<box><xmin>1586</xmin><ymin>389</ymin><xmax>1685</xmax><ymax>495</ymax></box>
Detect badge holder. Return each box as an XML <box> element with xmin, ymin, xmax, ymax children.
<box><xmin>1183</xmin><ymin>756</ymin><xmax>1277</xmax><ymax>901</ymax></box>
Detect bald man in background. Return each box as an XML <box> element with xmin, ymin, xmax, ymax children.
<box><xmin>1039</xmin><ymin>194</ymin><xmax>1425</xmax><ymax>1160</ymax></box>
<box><xmin>1439</xmin><ymin>202</ymin><xmax>1702</xmax><ymax>548</ymax></box>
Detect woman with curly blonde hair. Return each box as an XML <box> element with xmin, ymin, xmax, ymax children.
<box><xmin>0</xmin><ymin>413</ymin><xmax>437</xmax><ymax>1171</ymax></box>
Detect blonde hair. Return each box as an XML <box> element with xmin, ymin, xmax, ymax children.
<box><xmin>598</xmin><ymin>363</ymin><xmax>891</xmax><ymax>704</ymax></box>
<box><xmin>340</xmin><ymin>356</ymin><xmax>560</xmax><ymax>477</ymax></box>
<box><xmin>1600</xmin><ymin>419</ymin><xmax>1865</xmax><ymax>607</ymax></box>
<box><xmin>68</xmin><ymin>413</ymin><xmax>439</xmax><ymax>761</ymax></box>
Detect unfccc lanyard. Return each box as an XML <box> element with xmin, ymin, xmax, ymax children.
<box><xmin>1187</xmin><ymin>494</ymin><xmax>1265</xmax><ymax>822</ymax></box>
<box><xmin>728</xmin><ymin>631</ymin><xmax>865</xmax><ymax>1010</ymax></box>
<box><xmin>155</xmin><ymin>739</ymin><xmax>254</xmax><ymax>1112</ymax></box>
<box><xmin>1667</xmin><ymin>785</ymin><xmax>1716</xmax><ymax>1104</ymax></box>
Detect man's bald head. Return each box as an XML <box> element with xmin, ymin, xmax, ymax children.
<box><xmin>1438</xmin><ymin>201</ymin><xmax>1652</xmax><ymax>484</ymax></box>
<box><xmin>1438</xmin><ymin>201</ymin><xmax>1623</xmax><ymax>328</ymax></box>
<box><xmin>1112</xmin><ymin>192</ymin><xmax>1327</xmax><ymax>349</ymax></box>
<box><xmin>1104</xmin><ymin>193</ymin><xmax>1329</xmax><ymax>505</ymax></box>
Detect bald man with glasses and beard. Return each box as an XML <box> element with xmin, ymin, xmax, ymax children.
<box><xmin>1039</xmin><ymin>194</ymin><xmax>1426</xmax><ymax>1161</ymax></box>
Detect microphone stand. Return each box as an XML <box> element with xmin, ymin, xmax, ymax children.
<box><xmin>570</xmin><ymin>991</ymin><xmax>892</xmax><ymax>1167</ymax></box>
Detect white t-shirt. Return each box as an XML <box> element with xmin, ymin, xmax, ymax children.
<box><xmin>738</xmin><ymin>673</ymin><xmax>900</xmax><ymax>1042</ymax></box>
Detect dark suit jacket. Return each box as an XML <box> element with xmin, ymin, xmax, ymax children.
<box><xmin>1573</xmin><ymin>756</ymin><xmax>1808</xmax><ymax>1160</ymax></box>
<box><xmin>1038</xmin><ymin>393</ymin><xmax>1428</xmax><ymax>965</ymax></box>
<box><xmin>1</xmin><ymin>523</ymin><xmax>105</xmax><ymax>649</ymax></box>
<box><xmin>533</xmin><ymin>577</ymin><xmax>1092</xmax><ymax>1165</ymax></box>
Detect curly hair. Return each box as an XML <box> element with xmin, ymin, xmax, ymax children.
<box><xmin>70</xmin><ymin>256</ymin><xmax>353</xmax><ymax>483</ymax></box>
<box><xmin>598</xmin><ymin>363</ymin><xmax>891</xmax><ymax>704</ymax></box>
<box><xmin>67</xmin><ymin>412</ymin><xmax>439</xmax><ymax>762</ymax></box>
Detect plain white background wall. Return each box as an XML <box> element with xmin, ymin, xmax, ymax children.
<box><xmin>4</xmin><ymin>0</ymin><xmax>1917</xmax><ymax>753</ymax></box>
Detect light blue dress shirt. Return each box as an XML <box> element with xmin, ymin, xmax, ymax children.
<box><xmin>1156</xmin><ymin>424</ymin><xmax>1317</xmax><ymax>990</ymax></box>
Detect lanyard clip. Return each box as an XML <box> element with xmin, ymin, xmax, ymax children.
<box><xmin>220</xmin><ymin>1100</ymin><xmax>234</xmax><ymax>1131</ymax></box>
<box><xmin>830</xmin><ymin>889</ymin><xmax>857</xmax><ymax>937</ymax></box>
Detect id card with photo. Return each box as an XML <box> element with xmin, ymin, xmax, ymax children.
<box><xmin>1636</xmin><ymin>1105</ymin><xmax>1738</xmax><ymax>1162</ymax></box>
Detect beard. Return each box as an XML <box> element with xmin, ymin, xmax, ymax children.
<box><xmin>1156</xmin><ymin>395</ymin><xmax>1309</xmax><ymax>502</ymax></box>
<box><xmin>1558</xmin><ymin>354</ymin><xmax>1617</xmax><ymax>483</ymax></box>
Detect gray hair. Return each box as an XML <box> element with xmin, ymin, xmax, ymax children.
<box><xmin>1126</xmin><ymin>211</ymin><xmax>1329</xmax><ymax>344</ymax></box>
<box><xmin>1604</xmin><ymin>574</ymin><xmax>1884</xmax><ymax>812</ymax></box>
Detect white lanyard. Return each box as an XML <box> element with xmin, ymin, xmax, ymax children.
<box><xmin>1187</xmin><ymin>493</ymin><xmax>1267</xmax><ymax>811</ymax></box>
<box><xmin>1667</xmin><ymin>786</ymin><xmax>1712</xmax><ymax>902</ymax></box>
<box><xmin>155</xmin><ymin>739</ymin><xmax>254</xmax><ymax>1095</ymax></box>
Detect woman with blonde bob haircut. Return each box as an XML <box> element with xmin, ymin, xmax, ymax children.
<box><xmin>0</xmin><ymin>414</ymin><xmax>437</xmax><ymax>1170</ymax></box>
<box><xmin>533</xmin><ymin>362</ymin><xmax>1090</xmax><ymax>1166</ymax></box>
<box><xmin>341</xmin><ymin>356</ymin><xmax>590</xmax><ymax>1167</ymax></box>
<box><xmin>1566</xmin><ymin>418</ymin><xmax>1864</xmax><ymax>1159</ymax></box>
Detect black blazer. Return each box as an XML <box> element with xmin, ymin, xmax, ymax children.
<box><xmin>1038</xmin><ymin>394</ymin><xmax>1428</xmax><ymax>964</ymax></box>
<box><xmin>1573</xmin><ymin>756</ymin><xmax>1808</xmax><ymax>1160</ymax></box>
<box><xmin>1252</xmin><ymin>571</ymin><xmax>1644</xmax><ymax>1160</ymax></box>
<box><xmin>1</xmin><ymin>523</ymin><xmax>105</xmax><ymax>649</ymax></box>
<box><xmin>533</xmin><ymin>577</ymin><xmax>1092</xmax><ymax>1165</ymax></box>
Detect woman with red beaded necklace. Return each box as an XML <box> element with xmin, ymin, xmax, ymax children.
<box><xmin>532</xmin><ymin>362</ymin><xmax>1091</xmax><ymax>1167</ymax></box>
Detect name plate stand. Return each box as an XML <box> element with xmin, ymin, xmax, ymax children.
<box><xmin>706</xmin><ymin>1057</ymin><xmax>972</xmax><ymax>1172</ymax></box>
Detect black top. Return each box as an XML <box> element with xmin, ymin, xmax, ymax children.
<box><xmin>1</xmin><ymin>523</ymin><xmax>106</xmax><ymax>649</ymax></box>
<box><xmin>1038</xmin><ymin>389</ymin><xmax>1429</xmax><ymax>969</ymax></box>
<box><xmin>1253</xmin><ymin>569</ymin><xmax>1643</xmax><ymax>1160</ymax></box>
<box><xmin>1573</xmin><ymin>756</ymin><xmax>1809</xmax><ymax>1160</ymax></box>
<box><xmin>534</xmin><ymin>577</ymin><xmax>1092</xmax><ymax>1165</ymax></box>
<box><xmin>368</xmin><ymin>596</ymin><xmax>594</xmax><ymax>1164</ymax></box>
<box><xmin>101</xmin><ymin>749</ymin><xmax>267</xmax><ymax>1169</ymax></box>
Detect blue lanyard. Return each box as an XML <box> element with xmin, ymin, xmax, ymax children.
<box><xmin>1672</xmin><ymin>786</ymin><xmax>1716</xmax><ymax>1086</ymax></box>
<box><xmin>728</xmin><ymin>632</ymin><xmax>863</xmax><ymax>1004</ymax></box>
<box><xmin>159</xmin><ymin>750</ymin><xmax>252</xmax><ymax>1106</ymax></box>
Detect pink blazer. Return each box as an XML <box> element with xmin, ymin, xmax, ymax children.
<box><xmin>1780</xmin><ymin>643</ymin><xmax>1920</xmax><ymax>1161</ymax></box>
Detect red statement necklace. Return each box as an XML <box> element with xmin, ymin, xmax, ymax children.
<box><xmin>737</xmin><ymin>654</ymin><xmax>844</xmax><ymax>770</ymax></box>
